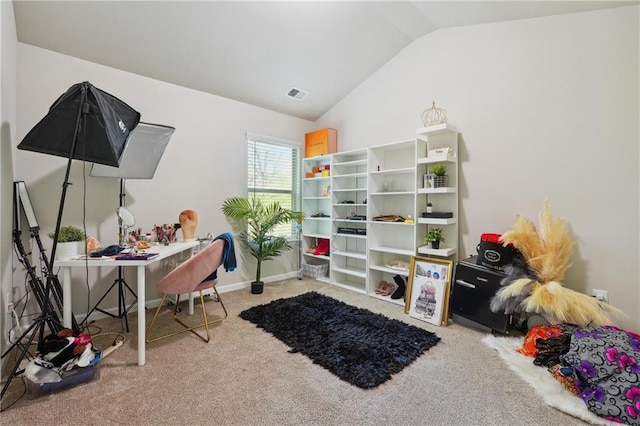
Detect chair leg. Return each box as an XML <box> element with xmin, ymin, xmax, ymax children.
<box><xmin>146</xmin><ymin>287</ymin><xmax>227</xmax><ymax>343</ymax></box>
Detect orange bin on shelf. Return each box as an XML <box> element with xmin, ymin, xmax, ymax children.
<box><xmin>305</xmin><ymin>128</ymin><xmax>337</xmax><ymax>158</ymax></box>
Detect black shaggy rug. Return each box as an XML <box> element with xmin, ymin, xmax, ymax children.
<box><xmin>239</xmin><ymin>291</ymin><xmax>441</xmax><ymax>389</ymax></box>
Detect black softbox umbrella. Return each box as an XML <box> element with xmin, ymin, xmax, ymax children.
<box><xmin>18</xmin><ymin>81</ymin><xmax>140</xmax><ymax>166</ymax></box>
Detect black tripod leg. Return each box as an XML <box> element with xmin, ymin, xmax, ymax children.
<box><xmin>85</xmin><ymin>266</ymin><xmax>137</xmax><ymax>332</ymax></box>
<box><xmin>0</xmin><ymin>317</ymin><xmax>44</xmax><ymax>400</ymax></box>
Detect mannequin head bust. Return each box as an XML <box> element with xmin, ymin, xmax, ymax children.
<box><xmin>178</xmin><ymin>210</ymin><xmax>198</xmax><ymax>242</ymax></box>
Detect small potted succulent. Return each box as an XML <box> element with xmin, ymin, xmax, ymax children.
<box><xmin>426</xmin><ymin>202</ymin><xmax>433</xmax><ymax>213</ymax></box>
<box><xmin>424</xmin><ymin>227</ymin><xmax>445</xmax><ymax>249</ymax></box>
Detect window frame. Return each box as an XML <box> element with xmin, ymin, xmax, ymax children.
<box><xmin>246</xmin><ymin>132</ymin><xmax>302</xmax><ymax>240</ymax></box>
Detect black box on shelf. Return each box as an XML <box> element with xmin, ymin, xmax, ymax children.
<box><xmin>421</xmin><ymin>211</ymin><xmax>453</xmax><ymax>218</ymax></box>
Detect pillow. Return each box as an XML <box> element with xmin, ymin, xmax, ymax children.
<box><xmin>560</xmin><ymin>326</ymin><xmax>640</xmax><ymax>425</ymax></box>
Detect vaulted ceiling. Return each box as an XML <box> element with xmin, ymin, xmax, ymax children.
<box><xmin>13</xmin><ymin>1</ymin><xmax>636</xmax><ymax>121</ymax></box>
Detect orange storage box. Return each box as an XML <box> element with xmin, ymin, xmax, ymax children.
<box><xmin>305</xmin><ymin>128</ymin><xmax>337</xmax><ymax>158</ymax></box>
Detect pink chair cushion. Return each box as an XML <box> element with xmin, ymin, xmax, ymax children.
<box><xmin>156</xmin><ymin>239</ymin><xmax>224</xmax><ymax>294</ymax></box>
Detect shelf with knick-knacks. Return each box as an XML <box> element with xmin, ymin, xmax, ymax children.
<box><xmin>302</xmin><ymin>154</ymin><xmax>333</xmax><ymax>281</ymax></box>
<box><xmin>415</xmin><ymin>124</ymin><xmax>459</xmax><ymax>260</ymax></box>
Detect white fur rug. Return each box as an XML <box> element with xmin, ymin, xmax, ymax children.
<box><xmin>482</xmin><ymin>334</ymin><xmax>617</xmax><ymax>425</ymax></box>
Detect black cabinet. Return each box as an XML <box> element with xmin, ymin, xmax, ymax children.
<box><xmin>450</xmin><ymin>256</ymin><xmax>511</xmax><ymax>333</ymax></box>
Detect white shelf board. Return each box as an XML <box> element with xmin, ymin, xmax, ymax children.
<box><xmin>302</xmin><ymin>252</ymin><xmax>331</xmax><ymax>260</ymax></box>
<box><xmin>370</xmin><ymin>190</ymin><xmax>415</xmax><ymax>196</ymax></box>
<box><xmin>333</xmin><ymin>233</ymin><xmax>367</xmax><ymax>239</ymax></box>
<box><xmin>417</xmin><ymin>217</ymin><xmax>457</xmax><ymax>225</ymax></box>
<box><xmin>369</xmin><ymin>263</ymin><xmax>410</xmax><ymax>276</ymax></box>
<box><xmin>333</xmin><ymin>188</ymin><xmax>367</xmax><ymax>192</ymax></box>
<box><xmin>368</xmin><ymin>246</ymin><xmax>415</xmax><ymax>256</ymax></box>
<box><xmin>417</xmin><ymin>157</ymin><xmax>457</xmax><ymax>165</ymax></box>
<box><xmin>332</xmin><ymin>265</ymin><xmax>367</xmax><ymax>279</ymax></box>
<box><xmin>417</xmin><ymin>187</ymin><xmax>456</xmax><ymax>194</ymax></box>
<box><xmin>416</xmin><ymin>123</ymin><xmax>457</xmax><ymax>136</ymax></box>
<box><xmin>303</xmin><ymin>176</ymin><xmax>331</xmax><ymax>181</ymax></box>
<box><xmin>332</xmin><ymin>250</ymin><xmax>367</xmax><ymax>260</ymax></box>
<box><xmin>304</xmin><ymin>154</ymin><xmax>333</xmax><ymax>162</ymax></box>
<box><xmin>369</xmin><ymin>221</ymin><xmax>415</xmax><ymax>227</ymax></box>
<box><xmin>369</xmin><ymin>293</ymin><xmax>406</xmax><ymax>307</ymax></box>
<box><xmin>370</xmin><ymin>167</ymin><xmax>414</xmax><ymax>176</ymax></box>
<box><xmin>302</xmin><ymin>233</ymin><xmax>331</xmax><ymax>239</ymax></box>
<box><xmin>334</xmin><ymin>218</ymin><xmax>367</xmax><ymax>223</ymax></box>
<box><xmin>417</xmin><ymin>245</ymin><xmax>457</xmax><ymax>257</ymax></box>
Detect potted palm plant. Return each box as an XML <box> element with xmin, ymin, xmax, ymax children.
<box><xmin>48</xmin><ymin>225</ymin><xmax>86</xmax><ymax>259</ymax></box>
<box><xmin>424</xmin><ymin>227</ymin><xmax>445</xmax><ymax>250</ymax></box>
<box><xmin>222</xmin><ymin>196</ymin><xmax>303</xmax><ymax>294</ymax></box>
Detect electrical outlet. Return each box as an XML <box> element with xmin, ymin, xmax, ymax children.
<box><xmin>591</xmin><ymin>289</ymin><xmax>608</xmax><ymax>303</ymax></box>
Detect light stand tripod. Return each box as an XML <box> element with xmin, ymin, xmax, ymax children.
<box><xmin>2</xmin><ymin>182</ymin><xmax>70</xmax><ymax>400</ymax></box>
<box><xmin>83</xmin><ymin>179</ymin><xmax>137</xmax><ymax>332</ymax></box>
<box><xmin>4</xmin><ymin>81</ymin><xmax>141</xmax><ymax>402</ymax></box>
<box><xmin>87</xmin><ymin>122</ymin><xmax>174</xmax><ymax>330</ymax></box>
<box><xmin>1</xmin><ymin>87</ymin><xmax>90</xmax><ymax>399</ymax></box>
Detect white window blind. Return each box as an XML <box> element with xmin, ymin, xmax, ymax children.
<box><xmin>247</xmin><ymin>133</ymin><xmax>301</xmax><ymax>238</ymax></box>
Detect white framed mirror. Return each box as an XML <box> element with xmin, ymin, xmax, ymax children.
<box><xmin>117</xmin><ymin>206</ymin><xmax>135</xmax><ymax>228</ymax></box>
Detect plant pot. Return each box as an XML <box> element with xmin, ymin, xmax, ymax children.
<box><xmin>434</xmin><ymin>176</ymin><xmax>448</xmax><ymax>188</ymax></box>
<box><xmin>55</xmin><ymin>241</ymin><xmax>83</xmax><ymax>260</ymax></box>
<box><xmin>251</xmin><ymin>281</ymin><xmax>264</xmax><ymax>294</ymax></box>
<box><xmin>431</xmin><ymin>241</ymin><xmax>441</xmax><ymax>250</ymax></box>
<box><xmin>426</xmin><ymin>206</ymin><xmax>433</xmax><ymax>213</ymax></box>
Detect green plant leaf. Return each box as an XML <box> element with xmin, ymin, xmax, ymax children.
<box><xmin>222</xmin><ymin>196</ymin><xmax>303</xmax><ymax>283</ymax></box>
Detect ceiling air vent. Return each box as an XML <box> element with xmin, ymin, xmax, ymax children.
<box><xmin>286</xmin><ymin>87</ymin><xmax>309</xmax><ymax>101</ymax></box>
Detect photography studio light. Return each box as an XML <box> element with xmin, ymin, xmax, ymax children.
<box><xmin>2</xmin><ymin>82</ymin><xmax>140</xmax><ymax>399</ymax></box>
<box><xmin>87</xmin><ymin>122</ymin><xmax>175</xmax><ymax>330</ymax></box>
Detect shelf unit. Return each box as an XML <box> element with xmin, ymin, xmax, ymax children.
<box><xmin>415</xmin><ymin>124</ymin><xmax>459</xmax><ymax>261</ymax></box>
<box><xmin>367</xmin><ymin>139</ymin><xmax>417</xmax><ymax>306</ymax></box>
<box><xmin>330</xmin><ymin>149</ymin><xmax>368</xmax><ymax>294</ymax></box>
<box><xmin>300</xmin><ymin>124</ymin><xmax>460</xmax><ymax>309</ymax></box>
<box><xmin>301</xmin><ymin>154</ymin><xmax>333</xmax><ymax>282</ymax></box>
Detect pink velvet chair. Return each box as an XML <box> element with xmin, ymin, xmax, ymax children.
<box><xmin>146</xmin><ymin>239</ymin><xmax>229</xmax><ymax>343</ymax></box>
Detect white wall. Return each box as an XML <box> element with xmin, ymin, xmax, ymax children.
<box><xmin>317</xmin><ymin>6</ymin><xmax>640</xmax><ymax>331</ymax></box>
<box><xmin>13</xmin><ymin>44</ymin><xmax>314</xmax><ymax>318</ymax></box>
<box><xmin>1</xmin><ymin>0</ymin><xmax>18</xmax><ymax>353</ymax></box>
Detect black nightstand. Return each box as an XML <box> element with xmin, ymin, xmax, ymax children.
<box><xmin>450</xmin><ymin>256</ymin><xmax>512</xmax><ymax>333</ymax></box>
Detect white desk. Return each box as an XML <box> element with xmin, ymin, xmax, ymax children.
<box><xmin>55</xmin><ymin>241</ymin><xmax>199</xmax><ymax>366</ymax></box>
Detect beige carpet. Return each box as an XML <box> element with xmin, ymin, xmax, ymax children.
<box><xmin>1</xmin><ymin>278</ymin><xmax>589</xmax><ymax>425</ymax></box>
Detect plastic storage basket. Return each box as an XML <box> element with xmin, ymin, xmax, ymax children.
<box><xmin>302</xmin><ymin>263</ymin><xmax>328</xmax><ymax>279</ymax></box>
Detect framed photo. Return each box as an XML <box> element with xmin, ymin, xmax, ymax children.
<box><xmin>404</xmin><ymin>256</ymin><xmax>453</xmax><ymax>326</ymax></box>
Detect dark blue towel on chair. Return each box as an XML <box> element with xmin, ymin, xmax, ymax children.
<box><xmin>201</xmin><ymin>232</ymin><xmax>236</xmax><ymax>283</ymax></box>
<box><xmin>215</xmin><ymin>232</ymin><xmax>237</xmax><ymax>272</ymax></box>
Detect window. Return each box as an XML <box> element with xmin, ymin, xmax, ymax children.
<box><xmin>247</xmin><ymin>133</ymin><xmax>301</xmax><ymax>238</ymax></box>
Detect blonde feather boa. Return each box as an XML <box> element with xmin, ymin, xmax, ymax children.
<box><xmin>493</xmin><ymin>201</ymin><xmax>624</xmax><ymax>327</ymax></box>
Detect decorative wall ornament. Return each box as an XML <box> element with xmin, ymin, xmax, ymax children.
<box><xmin>421</xmin><ymin>101</ymin><xmax>447</xmax><ymax>127</ymax></box>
